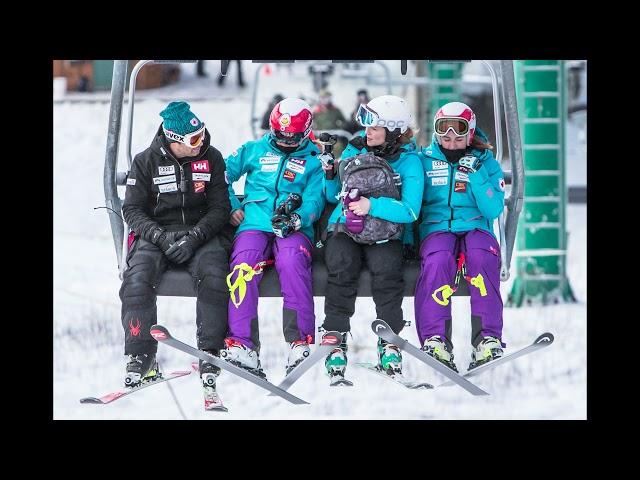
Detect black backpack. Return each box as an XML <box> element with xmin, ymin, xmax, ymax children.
<box><xmin>332</xmin><ymin>152</ymin><xmax>403</xmax><ymax>244</ymax></box>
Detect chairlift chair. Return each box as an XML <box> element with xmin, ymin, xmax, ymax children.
<box><xmin>103</xmin><ymin>60</ymin><xmax>524</xmax><ymax>298</ymax></box>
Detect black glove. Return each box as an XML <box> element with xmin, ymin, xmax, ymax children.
<box><xmin>164</xmin><ymin>227</ymin><xmax>206</xmax><ymax>264</ymax></box>
<box><xmin>275</xmin><ymin>193</ymin><xmax>302</xmax><ymax>216</ymax></box>
<box><xmin>150</xmin><ymin>228</ymin><xmax>189</xmax><ymax>253</ymax></box>
<box><xmin>271</xmin><ymin>212</ymin><xmax>302</xmax><ymax>239</ymax></box>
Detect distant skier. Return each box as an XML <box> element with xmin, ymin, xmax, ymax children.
<box><xmin>320</xmin><ymin>95</ymin><xmax>424</xmax><ymax>384</ymax></box>
<box><xmin>415</xmin><ymin>102</ymin><xmax>506</xmax><ymax>371</ymax></box>
<box><xmin>223</xmin><ymin>97</ymin><xmax>325</xmax><ymax>377</ymax></box>
<box><xmin>120</xmin><ymin>101</ymin><xmax>232</xmax><ymax>390</ymax></box>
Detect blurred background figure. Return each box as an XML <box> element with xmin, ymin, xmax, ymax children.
<box><xmin>312</xmin><ymin>89</ymin><xmax>348</xmax><ymax>156</ymax></box>
<box><xmin>218</xmin><ymin>60</ymin><xmax>246</xmax><ymax>88</ymax></box>
<box><xmin>345</xmin><ymin>89</ymin><xmax>370</xmax><ymax>134</ymax></box>
<box><xmin>261</xmin><ymin>94</ymin><xmax>285</xmax><ymax>130</ymax></box>
<box><xmin>196</xmin><ymin>60</ymin><xmax>207</xmax><ymax>77</ymax></box>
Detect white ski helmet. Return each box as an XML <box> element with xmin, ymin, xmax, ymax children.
<box><xmin>355</xmin><ymin>95</ymin><xmax>413</xmax><ymax>134</ymax></box>
<box><xmin>433</xmin><ymin>101</ymin><xmax>476</xmax><ymax>146</ymax></box>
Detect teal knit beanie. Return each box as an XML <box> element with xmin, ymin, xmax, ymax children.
<box><xmin>160</xmin><ymin>101</ymin><xmax>204</xmax><ymax>137</ymax></box>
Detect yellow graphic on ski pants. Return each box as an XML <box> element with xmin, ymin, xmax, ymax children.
<box><xmin>432</xmin><ymin>285</ymin><xmax>455</xmax><ymax>306</ymax></box>
<box><xmin>227</xmin><ymin>263</ymin><xmax>261</xmax><ymax>308</ymax></box>
<box><xmin>431</xmin><ymin>274</ymin><xmax>487</xmax><ymax>306</ymax></box>
<box><xmin>468</xmin><ymin>273</ymin><xmax>487</xmax><ymax>296</ymax></box>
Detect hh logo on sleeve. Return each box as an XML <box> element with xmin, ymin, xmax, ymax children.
<box><xmin>191</xmin><ymin>160</ymin><xmax>210</xmax><ymax>172</ymax></box>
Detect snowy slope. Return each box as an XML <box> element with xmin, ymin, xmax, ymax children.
<box><xmin>54</xmin><ymin>61</ymin><xmax>586</xmax><ymax>419</ymax></box>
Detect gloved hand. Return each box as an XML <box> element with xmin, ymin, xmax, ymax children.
<box><xmin>318</xmin><ymin>152</ymin><xmax>336</xmax><ymax>180</ymax></box>
<box><xmin>271</xmin><ymin>212</ymin><xmax>302</xmax><ymax>238</ymax></box>
<box><xmin>165</xmin><ymin>228</ymin><xmax>205</xmax><ymax>264</ymax></box>
<box><xmin>150</xmin><ymin>228</ymin><xmax>189</xmax><ymax>253</ymax></box>
<box><xmin>458</xmin><ymin>155</ymin><xmax>482</xmax><ymax>174</ymax></box>
<box><xmin>275</xmin><ymin>193</ymin><xmax>302</xmax><ymax>216</ymax></box>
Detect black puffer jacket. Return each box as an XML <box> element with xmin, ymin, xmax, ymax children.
<box><xmin>122</xmin><ymin>124</ymin><xmax>231</xmax><ymax>243</ymax></box>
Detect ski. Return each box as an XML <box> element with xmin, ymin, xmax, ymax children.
<box><xmin>355</xmin><ymin>362</ymin><xmax>434</xmax><ymax>390</ymax></box>
<box><xmin>150</xmin><ymin>325</ymin><xmax>309</xmax><ymax>405</ymax></box>
<box><xmin>371</xmin><ymin>319</ymin><xmax>489</xmax><ymax>396</ymax></box>
<box><xmin>269</xmin><ymin>331</ymin><xmax>342</xmax><ymax>394</ymax></box>
<box><xmin>80</xmin><ymin>369</ymin><xmax>192</xmax><ymax>405</ymax></box>
<box><xmin>438</xmin><ymin>332</ymin><xmax>555</xmax><ymax>387</ymax></box>
<box><xmin>330</xmin><ymin>376</ymin><xmax>353</xmax><ymax>387</ymax></box>
<box><xmin>191</xmin><ymin>363</ymin><xmax>228</xmax><ymax>412</ymax></box>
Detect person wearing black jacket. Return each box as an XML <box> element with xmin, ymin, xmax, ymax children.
<box><xmin>120</xmin><ymin>101</ymin><xmax>232</xmax><ymax>389</ymax></box>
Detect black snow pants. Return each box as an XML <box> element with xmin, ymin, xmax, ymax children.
<box><xmin>120</xmin><ymin>233</ymin><xmax>231</xmax><ymax>356</ymax></box>
<box><xmin>322</xmin><ymin>232</ymin><xmax>405</xmax><ymax>334</ymax></box>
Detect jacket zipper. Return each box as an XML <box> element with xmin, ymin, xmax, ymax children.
<box><xmin>273</xmin><ymin>153</ymin><xmax>290</xmax><ymax>212</ymax></box>
<box><xmin>447</xmin><ymin>164</ymin><xmax>455</xmax><ymax>231</ymax></box>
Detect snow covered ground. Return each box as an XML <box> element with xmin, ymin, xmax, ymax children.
<box><xmin>53</xmin><ymin>61</ymin><xmax>586</xmax><ymax>419</ymax></box>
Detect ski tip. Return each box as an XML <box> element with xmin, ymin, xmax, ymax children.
<box><xmin>535</xmin><ymin>332</ymin><xmax>555</xmax><ymax>345</ymax></box>
<box><xmin>79</xmin><ymin>397</ymin><xmax>103</xmax><ymax>404</ymax></box>
<box><xmin>321</xmin><ymin>331</ymin><xmax>341</xmax><ymax>345</ymax></box>
<box><xmin>371</xmin><ymin>319</ymin><xmax>389</xmax><ymax>334</ymax></box>
<box><xmin>150</xmin><ymin>325</ymin><xmax>170</xmax><ymax>341</ymax></box>
<box><xmin>205</xmin><ymin>406</ymin><xmax>229</xmax><ymax>412</ymax></box>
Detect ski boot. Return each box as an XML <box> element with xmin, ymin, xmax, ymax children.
<box><xmin>324</xmin><ymin>333</ymin><xmax>353</xmax><ymax>386</ymax></box>
<box><xmin>468</xmin><ymin>336</ymin><xmax>504</xmax><ymax>370</ymax></box>
<box><xmin>124</xmin><ymin>353</ymin><xmax>160</xmax><ymax>387</ymax></box>
<box><xmin>377</xmin><ymin>337</ymin><xmax>403</xmax><ymax>375</ymax></box>
<box><xmin>199</xmin><ymin>351</ymin><xmax>227</xmax><ymax>412</ymax></box>
<box><xmin>199</xmin><ymin>351</ymin><xmax>221</xmax><ymax>387</ymax></box>
<box><xmin>285</xmin><ymin>335</ymin><xmax>313</xmax><ymax>375</ymax></box>
<box><xmin>220</xmin><ymin>338</ymin><xmax>266</xmax><ymax>379</ymax></box>
<box><xmin>421</xmin><ymin>335</ymin><xmax>458</xmax><ymax>372</ymax></box>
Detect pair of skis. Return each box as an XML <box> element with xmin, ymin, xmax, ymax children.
<box><xmin>80</xmin><ymin>321</ymin><xmax>555</xmax><ymax>407</ymax></box>
<box><xmin>367</xmin><ymin>320</ymin><xmax>554</xmax><ymax>396</ymax></box>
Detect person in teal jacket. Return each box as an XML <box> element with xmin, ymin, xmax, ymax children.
<box><xmin>222</xmin><ymin>98</ymin><xmax>325</xmax><ymax>377</ymax></box>
<box><xmin>319</xmin><ymin>95</ymin><xmax>424</xmax><ymax>383</ymax></box>
<box><xmin>415</xmin><ymin>101</ymin><xmax>507</xmax><ymax>372</ymax></box>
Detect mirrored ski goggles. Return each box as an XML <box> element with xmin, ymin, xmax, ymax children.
<box><xmin>163</xmin><ymin>124</ymin><xmax>206</xmax><ymax>148</ymax></box>
<box><xmin>434</xmin><ymin>118</ymin><xmax>469</xmax><ymax>136</ymax></box>
<box><xmin>355</xmin><ymin>103</ymin><xmax>380</xmax><ymax>127</ymax></box>
<box><xmin>272</xmin><ymin>129</ymin><xmax>306</xmax><ymax>145</ymax></box>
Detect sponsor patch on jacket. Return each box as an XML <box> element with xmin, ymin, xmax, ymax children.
<box><xmin>454</xmin><ymin>181</ymin><xmax>467</xmax><ymax>193</ymax></box>
<box><xmin>192</xmin><ymin>173</ymin><xmax>211</xmax><ymax>181</ymax></box>
<box><xmin>261</xmin><ymin>164</ymin><xmax>278</xmax><ymax>172</ymax></box>
<box><xmin>126</xmin><ymin>178</ymin><xmax>136</xmax><ymax>186</ymax></box>
<box><xmin>432</xmin><ymin>160</ymin><xmax>448</xmax><ymax>170</ymax></box>
<box><xmin>158</xmin><ymin>183</ymin><xmax>178</xmax><ymax>193</ymax></box>
<box><xmin>454</xmin><ymin>171</ymin><xmax>469</xmax><ymax>182</ymax></box>
<box><xmin>259</xmin><ymin>156</ymin><xmax>280</xmax><ymax>164</ymax></box>
<box><xmin>431</xmin><ymin>177</ymin><xmax>448</xmax><ymax>186</ymax></box>
<box><xmin>288</xmin><ymin>157</ymin><xmax>306</xmax><ymax>166</ymax></box>
<box><xmin>191</xmin><ymin>160</ymin><xmax>210</xmax><ymax>172</ymax></box>
<box><xmin>193</xmin><ymin>181</ymin><xmax>206</xmax><ymax>193</ymax></box>
<box><xmin>286</xmin><ymin>160</ymin><xmax>305</xmax><ymax>174</ymax></box>
<box><xmin>427</xmin><ymin>170</ymin><xmax>448</xmax><ymax>177</ymax></box>
<box><xmin>283</xmin><ymin>170</ymin><xmax>297</xmax><ymax>182</ymax></box>
<box><xmin>153</xmin><ymin>174</ymin><xmax>177</xmax><ymax>185</ymax></box>
<box><xmin>158</xmin><ymin>165</ymin><xmax>175</xmax><ymax>175</ymax></box>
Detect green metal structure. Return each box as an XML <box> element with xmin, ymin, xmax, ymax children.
<box><xmin>425</xmin><ymin>62</ymin><xmax>464</xmax><ymax>139</ymax></box>
<box><xmin>508</xmin><ymin>60</ymin><xmax>576</xmax><ymax>306</ymax></box>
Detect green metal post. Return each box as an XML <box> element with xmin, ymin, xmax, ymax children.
<box><xmin>507</xmin><ymin>60</ymin><xmax>576</xmax><ymax>306</ymax></box>
<box><xmin>425</xmin><ymin>62</ymin><xmax>464</xmax><ymax>139</ymax></box>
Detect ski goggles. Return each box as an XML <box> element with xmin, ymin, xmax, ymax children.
<box><xmin>163</xmin><ymin>124</ymin><xmax>206</xmax><ymax>148</ymax></box>
<box><xmin>355</xmin><ymin>103</ymin><xmax>380</xmax><ymax>128</ymax></box>
<box><xmin>272</xmin><ymin>129</ymin><xmax>306</xmax><ymax>145</ymax></box>
<box><xmin>434</xmin><ymin>117</ymin><xmax>469</xmax><ymax>137</ymax></box>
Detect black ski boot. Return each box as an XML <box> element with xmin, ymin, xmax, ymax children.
<box><xmin>124</xmin><ymin>353</ymin><xmax>160</xmax><ymax>387</ymax></box>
